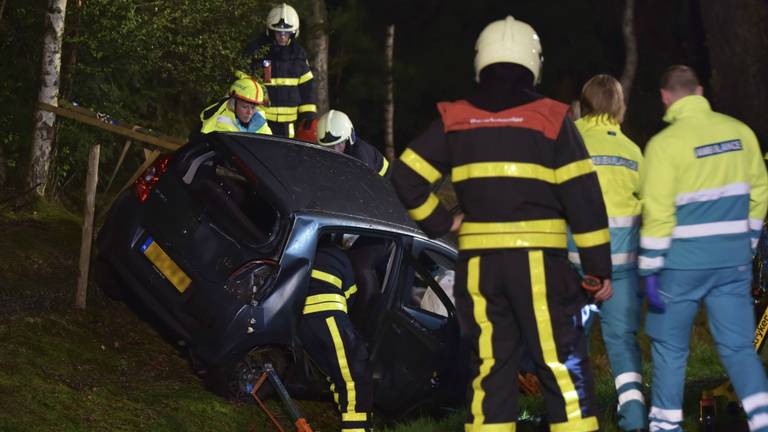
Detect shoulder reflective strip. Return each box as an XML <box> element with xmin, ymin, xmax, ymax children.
<box><xmin>305</xmin><ymin>293</ymin><xmax>346</xmax><ymax>305</ymax></box>
<box><xmin>459</xmin><ymin>219</ymin><xmax>567</xmax><ymax>235</ymax></box>
<box><xmin>466</xmin><ymin>256</ymin><xmax>494</xmax><ymax>427</ymax></box>
<box><xmin>749</xmin><ymin>414</ymin><xmax>768</xmax><ymax>431</ymax></box>
<box><xmin>549</xmin><ymin>417</ymin><xmax>599</xmax><ymax>432</ymax></box>
<box><xmin>341</xmin><ymin>412</ymin><xmax>368</xmax><ymax>422</ymax></box>
<box><xmin>311</xmin><ymin>269</ymin><xmax>343</xmax><ymax>289</ymax></box>
<box><xmin>344</xmin><ymin>284</ymin><xmax>358</xmax><ymax>299</ymax></box>
<box><xmin>400</xmin><ymin>148</ymin><xmax>442</xmax><ymax>183</ymax></box>
<box><xmin>298</xmin><ymin>71</ymin><xmax>314</xmax><ymax>84</ymax></box>
<box><xmin>298</xmin><ymin>103</ymin><xmax>317</xmax><ymax>113</ymax></box>
<box><xmin>750</xmin><ymin>218</ymin><xmax>764</xmax><ymax>231</ymax></box>
<box><xmin>672</xmin><ymin>220</ymin><xmax>748</xmax><ymax>238</ymax></box>
<box><xmin>378</xmin><ymin>157</ymin><xmax>390</xmax><ymax>176</ymax></box>
<box><xmin>572</xmin><ymin>228</ymin><xmax>610</xmax><ymax>248</ymax></box>
<box><xmin>638</xmin><ymin>256</ymin><xmax>664</xmax><ymax>270</ymax></box>
<box><xmin>615</xmin><ymin>372</ymin><xmax>643</xmax><ymax>389</ymax></box>
<box><xmin>528</xmin><ymin>250</ymin><xmax>584</xmax><ymax>423</ymax></box>
<box><xmin>554</xmin><ymin>158</ymin><xmax>595</xmax><ymax>183</ymax></box>
<box><xmin>640</xmin><ymin>236</ymin><xmax>671</xmax><ymax>250</ymax></box>
<box><xmin>303</xmin><ymin>302</ymin><xmax>347</xmax><ymax>314</ymax></box>
<box><xmin>741</xmin><ymin>392</ymin><xmax>768</xmax><ymax>414</ymax></box>
<box><xmin>608</xmin><ymin>215</ymin><xmax>641</xmax><ymax>228</ymax></box>
<box><xmin>452</xmin><ymin>162</ymin><xmax>555</xmax><ymax>183</ymax></box>
<box><xmin>325</xmin><ymin>316</ymin><xmax>357</xmax><ymax>412</ymax></box>
<box><xmin>459</xmin><ymin>233</ymin><xmax>567</xmax><ymax>250</ymax></box>
<box><xmin>266</xmin><ymin>77</ymin><xmax>300</xmax><ymax>86</ymax></box>
<box><xmin>650</xmin><ymin>407</ymin><xmax>683</xmax><ymax>422</ymax></box>
<box><xmin>408</xmin><ymin>193</ymin><xmax>439</xmax><ymax>221</ymax></box>
<box><xmin>617</xmin><ymin>389</ymin><xmax>645</xmax><ymax>409</ymax></box>
<box><xmin>675</xmin><ymin>182</ymin><xmax>750</xmax><ymax>206</ymax></box>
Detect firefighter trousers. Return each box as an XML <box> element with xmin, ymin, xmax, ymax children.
<box><xmin>299</xmin><ymin>309</ymin><xmax>373</xmax><ymax>432</ymax></box>
<box><xmin>646</xmin><ymin>265</ymin><xmax>768</xmax><ymax>432</ymax></box>
<box><xmin>456</xmin><ymin>249</ymin><xmax>599</xmax><ymax>432</ymax></box>
<box><xmin>268</xmin><ymin>120</ymin><xmax>295</xmax><ymax>138</ymax></box>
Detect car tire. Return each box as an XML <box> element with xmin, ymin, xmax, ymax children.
<box><xmin>205</xmin><ymin>345</ymin><xmax>289</xmax><ymax>402</ymax></box>
<box><xmin>95</xmin><ymin>256</ymin><xmax>125</xmax><ymax>301</ymax></box>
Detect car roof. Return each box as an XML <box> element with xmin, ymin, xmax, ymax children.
<box><xmin>206</xmin><ymin>132</ymin><xmax>422</xmax><ymax>232</ymax></box>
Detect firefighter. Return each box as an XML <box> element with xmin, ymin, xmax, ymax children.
<box><xmin>569</xmin><ymin>74</ymin><xmax>645</xmax><ymax>431</ymax></box>
<box><xmin>316</xmin><ymin>109</ymin><xmax>390</xmax><ymax>177</ymax></box>
<box><xmin>200</xmin><ymin>72</ymin><xmax>271</xmax><ymax>134</ymax></box>
<box><xmin>244</xmin><ymin>3</ymin><xmax>316</xmax><ymax>139</ymax></box>
<box><xmin>299</xmin><ymin>238</ymin><xmax>373</xmax><ymax>432</ymax></box>
<box><xmin>392</xmin><ymin>16</ymin><xmax>612</xmax><ymax>432</ymax></box>
<box><xmin>640</xmin><ymin>65</ymin><xmax>768</xmax><ymax>432</ymax></box>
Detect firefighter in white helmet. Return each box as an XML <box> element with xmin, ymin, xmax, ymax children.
<box><xmin>244</xmin><ymin>3</ymin><xmax>317</xmax><ymax>140</ymax></box>
<box><xmin>392</xmin><ymin>16</ymin><xmax>610</xmax><ymax>432</ymax></box>
<box><xmin>316</xmin><ymin>110</ymin><xmax>390</xmax><ymax>177</ymax></box>
<box><xmin>200</xmin><ymin>72</ymin><xmax>271</xmax><ymax>134</ymax></box>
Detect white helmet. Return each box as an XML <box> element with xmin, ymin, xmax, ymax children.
<box><xmin>265</xmin><ymin>3</ymin><xmax>300</xmax><ymax>38</ymax></box>
<box><xmin>474</xmin><ymin>16</ymin><xmax>543</xmax><ymax>84</ymax></box>
<box><xmin>317</xmin><ymin>110</ymin><xmax>356</xmax><ymax>147</ymax></box>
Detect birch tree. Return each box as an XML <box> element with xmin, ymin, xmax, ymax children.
<box><xmin>27</xmin><ymin>0</ymin><xmax>68</xmax><ymax>196</ymax></box>
<box><xmin>384</xmin><ymin>24</ymin><xmax>395</xmax><ymax>161</ymax></box>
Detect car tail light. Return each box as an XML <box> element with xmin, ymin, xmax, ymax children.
<box><xmin>135</xmin><ymin>154</ymin><xmax>172</xmax><ymax>203</ymax></box>
<box><xmin>224</xmin><ymin>259</ymin><xmax>279</xmax><ymax>305</ymax></box>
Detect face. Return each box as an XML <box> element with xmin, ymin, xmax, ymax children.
<box><xmin>273</xmin><ymin>31</ymin><xmax>292</xmax><ymax>46</ymax></box>
<box><xmin>333</xmin><ymin>141</ymin><xmax>347</xmax><ymax>154</ymax></box>
<box><xmin>235</xmin><ymin>99</ymin><xmax>258</xmax><ymax>124</ymax></box>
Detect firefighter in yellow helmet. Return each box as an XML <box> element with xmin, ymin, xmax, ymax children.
<box><xmin>244</xmin><ymin>3</ymin><xmax>317</xmax><ymax>139</ymax></box>
<box><xmin>200</xmin><ymin>72</ymin><xmax>272</xmax><ymax>134</ymax></box>
<box><xmin>316</xmin><ymin>110</ymin><xmax>390</xmax><ymax>177</ymax></box>
<box><xmin>392</xmin><ymin>16</ymin><xmax>611</xmax><ymax>432</ymax></box>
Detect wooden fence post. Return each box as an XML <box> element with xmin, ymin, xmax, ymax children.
<box><xmin>76</xmin><ymin>142</ymin><xmax>100</xmax><ymax>309</ymax></box>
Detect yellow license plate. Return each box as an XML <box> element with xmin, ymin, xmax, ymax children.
<box><xmin>140</xmin><ymin>236</ymin><xmax>191</xmax><ymax>293</ymax></box>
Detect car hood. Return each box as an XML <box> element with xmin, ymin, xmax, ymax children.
<box><xmin>206</xmin><ymin>132</ymin><xmax>420</xmax><ymax>231</ymax></box>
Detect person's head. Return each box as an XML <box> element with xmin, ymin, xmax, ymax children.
<box><xmin>580</xmin><ymin>74</ymin><xmax>626</xmax><ymax>123</ymax></box>
<box><xmin>266</xmin><ymin>3</ymin><xmax>299</xmax><ymax>46</ymax></box>
<box><xmin>660</xmin><ymin>65</ymin><xmax>703</xmax><ymax>109</ymax></box>
<box><xmin>474</xmin><ymin>16</ymin><xmax>543</xmax><ymax>85</ymax></box>
<box><xmin>228</xmin><ymin>74</ymin><xmax>266</xmax><ymax>125</ymax></box>
<box><xmin>316</xmin><ymin>110</ymin><xmax>355</xmax><ymax>153</ymax></box>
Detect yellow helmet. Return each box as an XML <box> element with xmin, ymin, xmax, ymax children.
<box><xmin>229</xmin><ymin>72</ymin><xmax>265</xmax><ymax>105</ymax></box>
<box><xmin>317</xmin><ymin>110</ymin><xmax>355</xmax><ymax>147</ymax></box>
<box><xmin>474</xmin><ymin>16</ymin><xmax>543</xmax><ymax>84</ymax></box>
<box><xmin>265</xmin><ymin>3</ymin><xmax>300</xmax><ymax>38</ymax></box>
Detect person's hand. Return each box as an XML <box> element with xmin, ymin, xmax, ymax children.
<box><xmin>593</xmin><ymin>278</ymin><xmax>612</xmax><ymax>302</ymax></box>
<box><xmin>450</xmin><ymin>212</ymin><xmax>464</xmax><ymax>232</ymax></box>
<box><xmin>643</xmin><ymin>274</ymin><xmax>665</xmax><ymax>312</ymax></box>
<box><xmin>582</xmin><ymin>275</ymin><xmax>612</xmax><ymax>303</ymax></box>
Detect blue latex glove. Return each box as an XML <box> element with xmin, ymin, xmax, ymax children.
<box><xmin>644</xmin><ymin>274</ymin><xmax>666</xmax><ymax>312</ymax></box>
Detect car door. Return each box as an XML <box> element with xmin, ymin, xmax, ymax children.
<box><xmin>368</xmin><ymin>237</ymin><xmax>467</xmax><ymax>417</ymax></box>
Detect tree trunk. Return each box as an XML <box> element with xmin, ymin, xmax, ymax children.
<box><xmin>27</xmin><ymin>0</ymin><xmax>68</xmax><ymax>196</ymax></box>
<box><xmin>700</xmin><ymin>0</ymin><xmax>768</xmax><ymax>147</ymax></box>
<box><xmin>620</xmin><ymin>0</ymin><xmax>637</xmax><ymax>107</ymax></box>
<box><xmin>384</xmin><ymin>24</ymin><xmax>395</xmax><ymax>161</ymax></box>
<box><xmin>0</xmin><ymin>0</ymin><xmax>7</xmax><ymax>25</ymax></box>
<box><xmin>307</xmin><ymin>0</ymin><xmax>329</xmax><ymax>115</ymax></box>
<box><xmin>0</xmin><ymin>144</ymin><xmax>6</xmax><ymax>188</ymax></box>
<box><xmin>76</xmin><ymin>142</ymin><xmax>99</xmax><ymax>310</ymax></box>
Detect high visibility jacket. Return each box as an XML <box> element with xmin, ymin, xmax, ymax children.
<box><xmin>639</xmin><ymin>95</ymin><xmax>768</xmax><ymax>275</ymax></box>
<box><xmin>346</xmin><ymin>138</ymin><xmax>390</xmax><ymax>178</ymax></box>
<box><xmin>200</xmin><ymin>101</ymin><xmax>272</xmax><ymax>135</ymax></box>
<box><xmin>568</xmin><ymin>115</ymin><xmax>643</xmax><ymax>274</ymax></box>
<box><xmin>245</xmin><ymin>37</ymin><xmax>316</xmax><ymax>124</ymax></box>
<box><xmin>303</xmin><ymin>245</ymin><xmax>358</xmax><ymax>316</ymax></box>
<box><xmin>392</xmin><ymin>97</ymin><xmax>612</xmax><ymax>278</ymax></box>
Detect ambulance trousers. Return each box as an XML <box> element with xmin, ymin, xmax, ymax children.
<box><xmin>299</xmin><ymin>309</ymin><xmax>373</xmax><ymax>432</ymax></box>
<box><xmin>456</xmin><ymin>249</ymin><xmax>599</xmax><ymax>432</ymax></box>
<box><xmin>646</xmin><ymin>265</ymin><xmax>768</xmax><ymax>432</ymax></box>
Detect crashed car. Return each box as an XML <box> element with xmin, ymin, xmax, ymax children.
<box><xmin>95</xmin><ymin>132</ymin><xmax>466</xmax><ymax>417</ymax></box>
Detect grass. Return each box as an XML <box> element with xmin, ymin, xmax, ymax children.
<box><xmin>0</xmin><ymin>199</ymin><xmax>757</xmax><ymax>431</ymax></box>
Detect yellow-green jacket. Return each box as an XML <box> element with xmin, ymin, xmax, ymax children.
<box><xmin>568</xmin><ymin>115</ymin><xmax>643</xmax><ymax>274</ymax></box>
<box><xmin>200</xmin><ymin>101</ymin><xmax>272</xmax><ymax>135</ymax></box>
<box><xmin>639</xmin><ymin>95</ymin><xmax>768</xmax><ymax>275</ymax></box>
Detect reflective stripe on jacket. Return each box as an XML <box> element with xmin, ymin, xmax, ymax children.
<box><xmin>200</xmin><ymin>101</ymin><xmax>272</xmax><ymax>135</ymax></box>
<box><xmin>639</xmin><ymin>95</ymin><xmax>768</xmax><ymax>275</ymax></box>
<box><xmin>568</xmin><ymin>115</ymin><xmax>643</xmax><ymax>273</ymax></box>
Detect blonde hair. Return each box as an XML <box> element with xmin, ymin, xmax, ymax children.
<box><xmin>580</xmin><ymin>74</ymin><xmax>626</xmax><ymax>123</ymax></box>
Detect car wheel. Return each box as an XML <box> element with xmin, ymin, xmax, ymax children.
<box><xmin>95</xmin><ymin>256</ymin><xmax>125</xmax><ymax>301</ymax></box>
<box><xmin>205</xmin><ymin>346</ymin><xmax>289</xmax><ymax>402</ymax></box>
